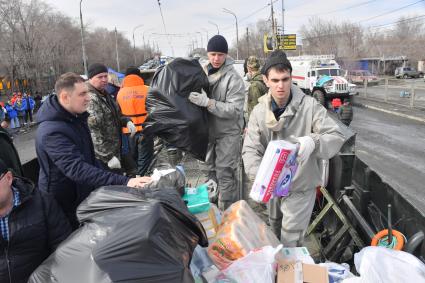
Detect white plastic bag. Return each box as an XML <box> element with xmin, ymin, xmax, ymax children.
<box><xmin>222</xmin><ymin>245</ymin><xmax>282</xmax><ymax>283</ymax></box>
<box><xmin>348</xmin><ymin>246</ymin><xmax>425</xmax><ymax>283</ymax></box>
<box><xmin>319</xmin><ymin>262</ymin><xmax>354</xmax><ymax>283</ymax></box>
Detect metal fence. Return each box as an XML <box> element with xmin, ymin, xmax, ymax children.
<box><xmin>356</xmin><ymin>78</ymin><xmax>425</xmax><ymax>110</ymax></box>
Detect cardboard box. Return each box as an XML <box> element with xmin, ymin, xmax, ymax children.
<box><xmin>277</xmin><ymin>259</ymin><xmax>329</xmax><ymax>283</ymax></box>
<box><xmin>280</xmin><ymin>247</ymin><xmax>315</xmax><ymax>264</ymax></box>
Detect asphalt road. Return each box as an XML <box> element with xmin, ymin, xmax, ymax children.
<box><xmin>12</xmin><ymin>126</ymin><xmax>37</xmax><ymax>164</ymax></box>
<box><xmin>350</xmin><ymin>105</ymin><xmax>425</xmax><ymax>214</ymax></box>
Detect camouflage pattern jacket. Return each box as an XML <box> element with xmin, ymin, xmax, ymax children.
<box><xmin>247</xmin><ymin>72</ymin><xmax>268</xmax><ymax>116</ymax></box>
<box><xmin>86</xmin><ymin>83</ymin><xmax>129</xmax><ymax>165</ymax></box>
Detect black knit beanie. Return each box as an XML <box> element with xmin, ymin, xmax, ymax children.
<box><xmin>261</xmin><ymin>50</ymin><xmax>292</xmax><ymax>75</ymax></box>
<box><xmin>125</xmin><ymin>66</ymin><xmax>142</xmax><ymax>78</ymax></box>
<box><xmin>207</xmin><ymin>35</ymin><xmax>228</xmax><ymax>54</ymax></box>
<box><xmin>88</xmin><ymin>63</ymin><xmax>108</xmax><ymax>79</ymax></box>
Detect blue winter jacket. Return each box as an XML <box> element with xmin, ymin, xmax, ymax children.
<box><xmin>21</xmin><ymin>96</ymin><xmax>35</xmax><ymax>110</ymax></box>
<box><xmin>5</xmin><ymin>104</ymin><xmax>17</xmax><ymax>119</ymax></box>
<box><xmin>36</xmin><ymin>95</ymin><xmax>130</xmax><ymax>228</ymax></box>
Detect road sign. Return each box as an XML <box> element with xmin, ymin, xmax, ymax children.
<box><xmin>278</xmin><ymin>34</ymin><xmax>296</xmax><ymax>50</ymax></box>
<box><xmin>264</xmin><ymin>34</ymin><xmax>297</xmax><ymax>53</ymax></box>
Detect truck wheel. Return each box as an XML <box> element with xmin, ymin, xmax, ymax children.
<box><xmin>403</xmin><ymin>74</ymin><xmax>408</xmax><ymax>79</ymax></box>
<box><xmin>313</xmin><ymin>90</ymin><xmax>325</xmax><ymax>106</ymax></box>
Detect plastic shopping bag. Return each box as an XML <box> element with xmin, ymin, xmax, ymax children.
<box><xmin>208</xmin><ymin>200</ymin><xmax>280</xmax><ymax>270</ymax></box>
<box><xmin>222</xmin><ymin>245</ymin><xmax>282</xmax><ymax>283</ymax></box>
<box><xmin>351</xmin><ymin>246</ymin><xmax>425</xmax><ymax>283</ymax></box>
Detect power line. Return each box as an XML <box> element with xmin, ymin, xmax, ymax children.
<box><xmin>360</xmin><ymin>0</ymin><xmax>425</xmax><ymax>23</ymax></box>
<box><xmin>156</xmin><ymin>0</ymin><xmax>174</xmax><ymax>55</ymax></box>
<box><xmin>369</xmin><ymin>14</ymin><xmax>425</xmax><ymax>29</ymax></box>
<box><xmin>219</xmin><ymin>0</ymin><xmax>278</xmax><ymax>33</ymax></box>
<box><xmin>304</xmin><ymin>0</ymin><xmax>378</xmax><ymax>17</ymax></box>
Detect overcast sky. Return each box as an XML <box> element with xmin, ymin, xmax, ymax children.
<box><xmin>43</xmin><ymin>0</ymin><xmax>425</xmax><ymax>57</ymax></box>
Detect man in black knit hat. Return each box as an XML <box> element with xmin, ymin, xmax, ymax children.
<box><xmin>242</xmin><ymin>50</ymin><xmax>349</xmax><ymax>247</ymax></box>
<box><xmin>188</xmin><ymin>35</ymin><xmax>245</xmax><ymax>210</ymax></box>
<box><xmin>86</xmin><ymin>63</ymin><xmax>137</xmax><ymax>171</ymax></box>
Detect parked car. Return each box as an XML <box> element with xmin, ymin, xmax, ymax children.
<box><xmin>395</xmin><ymin>67</ymin><xmax>420</xmax><ymax>79</ymax></box>
<box><xmin>346</xmin><ymin>70</ymin><xmax>379</xmax><ymax>85</ymax></box>
<box><xmin>139</xmin><ymin>60</ymin><xmax>158</xmax><ymax>70</ymax></box>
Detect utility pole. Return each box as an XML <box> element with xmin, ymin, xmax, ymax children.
<box><xmin>281</xmin><ymin>0</ymin><xmax>285</xmax><ymax>36</ymax></box>
<box><xmin>270</xmin><ymin>0</ymin><xmax>276</xmax><ymax>50</ymax></box>
<box><xmin>114</xmin><ymin>27</ymin><xmax>120</xmax><ymax>71</ymax></box>
<box><xmin>79</xmin><ymin>0</ymin><xmax>88</xmax><ymax>77</ymax></box>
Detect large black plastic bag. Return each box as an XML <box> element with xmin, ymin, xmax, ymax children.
<box><xmin>143</xmin><ymin>58</ymin><xmax>210</xmax><ymax>161</ymax></box>
<box><xmin>29</xmin><ymin>183</ymin><xmax>208</xmax><ymax>283</ymax></box>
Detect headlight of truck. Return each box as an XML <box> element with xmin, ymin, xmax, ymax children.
<box><xmin>348</xmin><ymin>84</ymin><xmax>356</xmax><ymax>94</ymax></box>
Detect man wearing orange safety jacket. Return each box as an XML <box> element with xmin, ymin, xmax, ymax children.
<box><xmin>117</xmin><ymin>67</ymin><xmax>153</xmax><ymax>176</ymax></box>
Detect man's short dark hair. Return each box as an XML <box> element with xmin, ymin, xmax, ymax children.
<box><xmin>55</xmin><ymin>72</ymin><xmax>85</xmax><ymax>95</ymax></box>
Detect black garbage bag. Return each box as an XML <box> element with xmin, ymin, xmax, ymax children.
<box><xmin>143</xmin><ymin>58</ymin><xmax>210</xmax><ymax>161</ymax></box>
<box><xmin>29</xmin><ymin>179</ymin><xmax>208</xmax><ymax>283</ymax></box>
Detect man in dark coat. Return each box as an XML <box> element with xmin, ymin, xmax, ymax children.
<box><xmin>36</xmin><ymin>72</ymin><xmax>151</xmax><ymax>228</ymax></box>
<box><xmin>0</xmin><ymin>158</ymin><xmax>72</xmax><ymax>283</ymax></box>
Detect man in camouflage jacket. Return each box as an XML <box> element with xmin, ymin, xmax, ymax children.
<box><xmin>86</xmin><ymin>63</ymin><xmax>136</xmax><ymax>169</ymax></box>
<box><xmin>246</xmin><ymin>56</ymin><xmax>268</xmax><ymax>117</ymax></box>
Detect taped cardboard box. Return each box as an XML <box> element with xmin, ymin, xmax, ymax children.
<box><xmin>277</xmin><ymin>259</ymin><xmax>329</xmax><ymax>283</ymax></box>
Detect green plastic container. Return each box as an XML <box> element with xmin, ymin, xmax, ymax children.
<box><xmin>183</xmin><ymin>184</ymin><xmax>210</xmax><ymax>214</ymax></box>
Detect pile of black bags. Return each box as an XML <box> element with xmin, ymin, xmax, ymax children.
<box><xmin>29</xmin><ymin>170</ymin><xmax>208</xmax><ymax>283</ymax></box>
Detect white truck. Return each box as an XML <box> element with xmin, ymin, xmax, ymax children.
<box><xmin>288</xmin><ymin>55</ymin><xmax>356</xmax><ymax>107</ymax></box>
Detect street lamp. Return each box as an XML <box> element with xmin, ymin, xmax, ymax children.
<box><xmin>223</xmin><ymin>8</ymin><xmax>239</xmax><ymax>60</ymax></box>
<box><xmin>201</xmin><ymin>28</ymin><xmax>209</xmax><ymax>43</ymax></box>
<box><xmin>208</xmin><ymin>21</ymin><xmax>220</xmax><ymax>34</ymax></box>
<box><xmin>79</xmin><ymin>0</ymin><xmax>88</xmax><ymax>77</ymax></box>
<box><xmin>132</xmin><ymin>24</ymin><xmax>144</xmax><ymax>65</ymax></box>
<box><xmin>196</xmin><ymin>31</ymin><xmax>203</xmax><ymax>48</ymax></box>
<box><xmin>143</xmin><ymin>28</ymin><xmax>154</xmax><ymax>48</ymax></box>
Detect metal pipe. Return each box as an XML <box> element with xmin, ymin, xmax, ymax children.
<box><xmin>405</xmin><ymin>231</ymin><xmax>424</xmax><ymax>254</ymax></box>
<box><xmin>342</xmin><ymin>195</ymin><xmax>375</xmax><ymax>240</ymax></box>
<box><xmin>388</xmin><ymin>204</ymin><xmax>393</xmax><ymax>244</ymax></box>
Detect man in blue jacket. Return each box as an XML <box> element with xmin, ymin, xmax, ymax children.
<box><xmin>36</xmin><ymin>72</ymin><xmax>151</xmax><ymax>229</ymax></box>
<box><xmin>22</xmin><ymin>93</ymin><xmax>35</xmax><ymax>124</ymax></box>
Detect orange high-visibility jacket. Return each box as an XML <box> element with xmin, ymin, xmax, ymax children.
<box><xmin>116</xmin><ymin>75</ymin><xmax>148</xmax><ymax>134</ymax></box>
